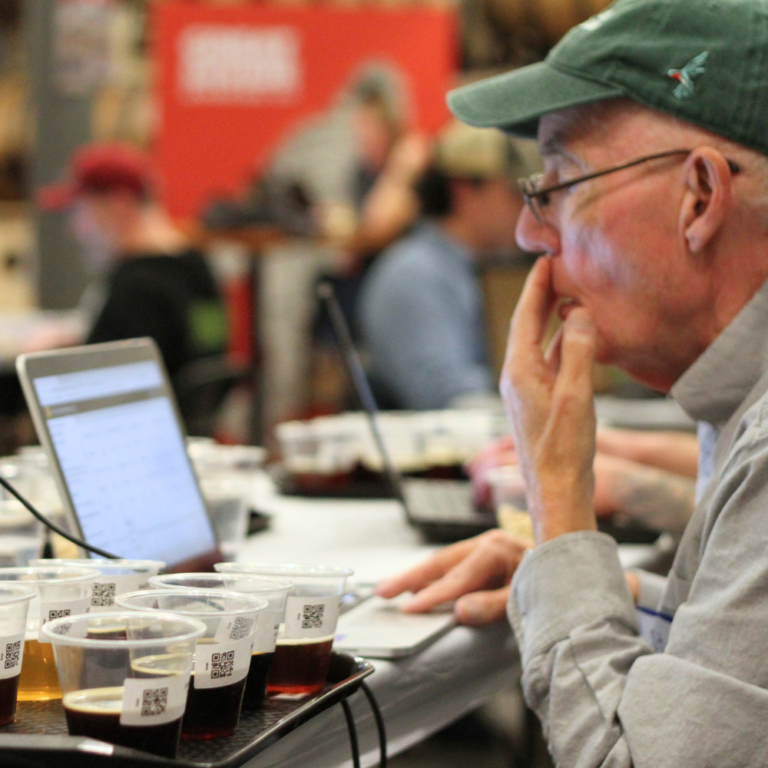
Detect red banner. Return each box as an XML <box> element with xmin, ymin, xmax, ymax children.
<box><xmin>152</xmin><ymin>4</ymin><xmax>457</xmax><ymax>219</ymax></box>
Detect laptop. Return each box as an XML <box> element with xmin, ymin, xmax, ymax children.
<box><xmin>317</xmin><ymin>284</ymin><xmax>495</xmax><ymax>543</ymax></box>
<box><xmin>16</xmin><ymin>338</ymin><xmax>222</xmax><ymax>571</ymax></box>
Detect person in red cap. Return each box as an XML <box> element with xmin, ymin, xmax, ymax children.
<box><xmin>37</xmin><ymin>142</ymin><xmax>227</xmax><ymax>380</ymax></box>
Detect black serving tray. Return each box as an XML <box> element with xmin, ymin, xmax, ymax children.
<box><xmin>0</xmin><ymin>652</ymin><xmax>374</xmax><ymax>768</ymax></box>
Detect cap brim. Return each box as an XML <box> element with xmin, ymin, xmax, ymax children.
<box><xmin>36</xmin><ymin>182</ymin><xmax>79</xmax><ymax>211</ymax></box>
<box><xmin>448</xmin><ymin>61</ymin><xmax>624</xmax><ymax>139</ymax></box>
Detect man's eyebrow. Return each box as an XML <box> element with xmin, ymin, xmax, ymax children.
<box><xmin>539</xmin><ymin>132</ymin><xmax>584</xmax><ymax>168</ymax></box>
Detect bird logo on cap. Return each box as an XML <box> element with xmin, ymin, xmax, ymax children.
<box><xmin>667</xmin><ymin>52</ymin><xmax>709</xmax><ymax>99</ymax></box>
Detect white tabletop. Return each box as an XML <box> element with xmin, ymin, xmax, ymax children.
<box><xmin>235</xmin><ymin>476</ymin><xmax>656</xmax><ymax>767</ymax></box>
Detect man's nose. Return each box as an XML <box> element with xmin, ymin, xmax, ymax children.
<box><xmin>515</xmin><ymin>203</ymin><xmax>560</xmax><ymax>255</ymax></box>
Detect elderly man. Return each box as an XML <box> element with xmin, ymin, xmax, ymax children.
<box><xmin>377</xmin><ymin>0</ymin><xmax>768</xmax><ymax>763</ymax></box>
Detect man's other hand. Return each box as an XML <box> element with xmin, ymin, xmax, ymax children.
<box><xmin>375</xmin><ymin>530</ymin><xmax>532</xmax><ymax>625</ymax></box>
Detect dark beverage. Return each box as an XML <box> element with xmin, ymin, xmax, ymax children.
<box><xmin>267</xmin><ymin>638</ymin><xmax>334</xmax><ymax>695</ymax></box>
<box><xmin>80</xmin><ymin>623</ymin><xmax>132</xmax><ymax>690</ymax></box>
<box><xmin>87</xmin><ymin>626</ymin><xmax>128</xmax><ymax>642</ymax></box>
<box><xmin>0</xmin><ymin>675</ymin><xmax>20</xmax><ymax>725</ymax></box>
<box><xmin>292</xmin><ymin>470</ymin><xmax>354</xmax><ymax>493</ymax></box>
<box><xmin>242</xmin><ymin>651</ymin><xmax>274</xmax><ymax>710</ymax></box>
<box><xmin>63</xmin><ymin>687</ymin><xmax>182</xmax><ymax>759</ymax></box>
<box><xmin>181</xmin><ymin>671</ymin><xmax>246</xmax><ymax>740</ymax></box>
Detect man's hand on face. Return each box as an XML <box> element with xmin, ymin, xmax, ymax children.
<box><xmin>501</xmin><ymin>256</ymin><xmax>599</xmax><ymax>544</ymax></box>
<box><xmin>375</xmin><ymin>530</ymin><xmax>532</xmax><ymax>625</ymax></box>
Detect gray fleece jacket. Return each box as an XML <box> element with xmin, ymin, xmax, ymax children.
<box><xmin>508</xmin><ymin>277</ymin><xmax>768</xmax><ymax>767</ymax></box>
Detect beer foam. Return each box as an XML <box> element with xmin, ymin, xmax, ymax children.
<box><xmin>63</xmin><ymin>687</ymin><xmax>124</xmax><ymax>715</ymax></box>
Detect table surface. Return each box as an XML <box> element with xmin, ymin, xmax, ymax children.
<box><xmin>235</xmin><ymin>476</ymin><xmax>656</xmax><ymax>768</ymax></box>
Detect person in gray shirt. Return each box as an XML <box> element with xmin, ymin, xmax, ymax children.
<box><xmin>377</xmin><ymin>0</ymin><xmax>768</xmax><ymax>764</ymax></box>
<box><xmin>359</xmin><ymin>120</ymin><xmax>525</xmax><ymax>410</ymax></box>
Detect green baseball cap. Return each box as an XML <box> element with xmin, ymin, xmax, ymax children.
<box><xmin>448</xmin><ymin>0</ymin><xmax>768</xmax><ymax>156</ymax></box>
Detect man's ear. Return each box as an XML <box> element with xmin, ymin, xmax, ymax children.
<box><xmin>681</xmin><ymin>147</ymin><xmax>733</xmax><ymax>253</ymax></box>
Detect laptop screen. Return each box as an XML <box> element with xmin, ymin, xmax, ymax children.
<box><xmin>18</xmin><ymin>340</ymin><xmax>219</xmax><ymax>570</ymax></box>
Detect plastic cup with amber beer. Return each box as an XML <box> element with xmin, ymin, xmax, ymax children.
<box><xmin>0</xmin><ymin>566</ymin><xmax>97</xmax><ymax>701</ymax></box>
<box><xmin>0</xmin><ymin>585</ymin><xmax>36</xmax><ymax>724</ymax></box>
<box><xmin>30</xmin><ymin>560</ymin><xmax>165</xmax><ymax>613</ymax></box>
<box><xmin>116</xmin><ymin>589</ymin><xmax>267</xmax><ymax>739</ymax></box>
<box><xmin>43</xmin><ymin>611</ymin><xmax>204</xmax><ymax>759</ymax></box>
<box><xmin>150</xmin><ymin>571</ymin><xmax>292</xmax><ymax>709</ymax></box>
<box><xmin>213</xmin><ymin>564</ymin><xmax>353</xmax><ymax>696</ymax></box>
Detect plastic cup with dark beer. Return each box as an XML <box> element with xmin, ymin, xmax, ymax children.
<box><xmin>0</xmin><ymin>585</ymin><xmax>36</xmax><ymax>724</ymax></box>
<box><xmin>149</xmin><ymin>571</ymin><xmax>291</xmax><ymax>709</ymax></box>
<box><xmin>30</xmin><ymin>559</ymin><xmax>166</xmax><ymax>613</ymax></box>
<box><xmin>212</xmin><ymin>564</ymin><xmax>353</xmax><ymax>696</ymax></box>
<box><xmin>0</xmin><ymin>566</ymin><xmax>98</xmax><ymax>701</ymax></box>
<box><xmin>116</xmin><ymin>589</ymin><xmax>267</xmax><ymax>739</ymax></box>
<box><xmin>42</xmin><ymin>611</ymin><xmax>204</xmax><ymax>759</ymax></box>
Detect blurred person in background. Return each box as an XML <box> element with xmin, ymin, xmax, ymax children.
<box><xmin>358</xmin><ymin>120</ymin><xmax>528</xmax><ymax>410</ymax></box>
<box><xmin>470</xmin><ymin>428</ymin><xmax>698</xmax><ymax>537</ymax></box>
<box><xmin>36</xmin><ymin>142</ymin><xmax>228</xmax><ymax>380</ymax></box>
<box><xmin>314</xmin><ymin>77</ymin><xmax>430</xmax><ymax>347</ymax></box>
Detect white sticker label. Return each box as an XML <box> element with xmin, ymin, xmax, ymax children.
<box><xmin>193</xmin><ymin>638</ymin><xmax>252</xmax><ymax>690</ymax></box>
<box><xmin>89</xmin><ymin>574</ymin><xmax>143</xmax><ymax>612</ymax></box>
<box><xmin>212</xmin><ymin>615</ymin><xmax>255</xmax><ymax>645</ymax></box>
<box><xmin>251</xmin><ymin>609</ymin><xmax>281</xmax><ymax>653</ymax></box>
<box><xmin>39</xmin><ymin>598</ymin><xmax>91</xmax><ymax>643</ymax></box>
<box><xmin>120</xmin><ymin>674</ymin><xmax>189</xmax><ymax>727</ymax></box>
<box><xmin>0</xmin><ymin>631</ymin><xmax>25</xmax><ymax>680</ymax></box>
<box><xmin>284</xmin><ymin>596</ymin><xmax>339</xmax><ymax>640</ymax></box>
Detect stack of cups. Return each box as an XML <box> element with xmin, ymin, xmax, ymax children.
<box><xmin>0</xmin><ymin>566</ymin><xmax>97</xmax><ymax>701</ymax></box>
<box><xmin>148</xmin><ymin>572</ymin><xmax>291</xmax><ymax>709</ymax></box>
<box><xmin>42</xmin><ymin>611</ymin><xmax>205</xmax><ymax>758</ymax></box>
<box><xmin>215</xmin><ymin>564</ymin><xmax>353</xmax><ymax>695</ymax></box>
<box><xmin>116</xmin><ymin>589</ymin><xmax>267</xmax><ymax>740</ymax></box>
<box><xmin>29</xmin><ymin>559</ymin><xmax>165</xmax><ymax>612</ymax></box>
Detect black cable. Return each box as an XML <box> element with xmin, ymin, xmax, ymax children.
<box><xmin>361</xmin><ymin>680</ymin><xmax>387</xmax><ymax>768</ymax></box>
<box><xmin>341</xmin><ymin>698</ymin><xmax>361</xmax><ymax>768</ymax></box>
<box><xmin>0</xmin><ymin>475</ymin><xmax>121</xmax><ymax>560</ymax></box>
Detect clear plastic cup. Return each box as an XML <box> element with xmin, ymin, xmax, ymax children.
<box><xmin>190</xmin><ymin>444</ymin><xmax>267</xmax><ymax>562</ymax></box>
<box><xmin>0</xmin><ymin>566</ymin><xmax>98</xmax><ymax>701</ymax></box>
<box><xmin>488</xmin><ymin>465</ymin><xmax>534</xmax><ymax>540</ymax></box>
<box><xmin>116</xmin><ymin>589</ymin><xmax>267</xmax><ymax>739</ymax></box>
<box><xmin>29</xmin><ymin>560</ymin><xmax>166</xmax><ymax>612</ymax></box>
<box><xmin>151</xmin><ymin>572</ymin><xmax>292</xmax><ymax>709</ymax></box>
<box><xmin>214</xmin><ymin>564</ymin><xmax>352</xmax><ymax>695</ymax></box>
<box><xmin>0</xmin><ymin>585</ymin><xmax>36</xmax><ymax>724</ymax></box>
<box><xmin>42</xmin><ymin>611</ymin><xmax>205</xmax><ymax>759</ymax></box>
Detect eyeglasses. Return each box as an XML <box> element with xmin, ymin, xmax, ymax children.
<box><xmin>518</xmin><ymin>149</ymin><xmax>742</xmax><ymax>222</ymax></box>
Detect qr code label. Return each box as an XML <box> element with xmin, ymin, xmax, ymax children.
<box><xmin>229</xmin><ymin>616</ymin><xmax>253</xmax><ymax>641</ymax></box>
<box><xmin>0</xmin><ymin>632</ymin><xmax>24</xmax><ymax>679</ymax></box>
<box><xmin>211</xmin><ymin>650</ymin><xmax>235</xmax><ymax>679</ymax></box>
<box><xmin>4</xmin><ymin>641</ymin><xmax>20</xmax><ymax>670</ymax></box>
<box><xmin>141</xmin><ymin>687</ymin><xmax>168</xmax><ymax>717</ymax></box>
<box><xmin>284</xmin><ymin>596</ymin><xmax>339</xmax><ymax>639</ymax></box>
<box><xmin>194</xmin><ymin>638</ymin><xmax>250</xmax><ymax>689</ymax></box>
<box><xmin>302</xmin><ymin>603</ymin><xmax>324</xmax><ymax>630</ymax></box>
<box><xmin>121</xmin><ymin>675</ymin><xmax>188</xmax><ymax>726</ymax></box>
<box><xmin>92</xmin><ymin>582</ymin><xmax>116</xmax><ymax>607</ymax></box>
<box><xmin>39</xmin><ymin>598</ymin><xmax>91</xmax><ymax>643</ymax></box>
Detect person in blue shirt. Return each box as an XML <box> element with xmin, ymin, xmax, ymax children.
<box><xmin>358</xmin><ymin>121</ymin><xmax>528</xmax><ymax>410</ymax></box>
